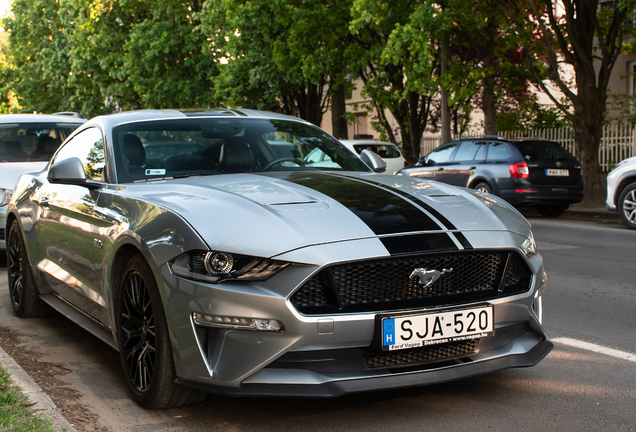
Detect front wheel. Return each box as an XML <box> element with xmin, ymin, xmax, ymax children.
<box><xmin>537</xmin><ymin>205</ymin><xmax>569</xmax><ymax>218</ymax></box>
<box><xmin>115</xmin><ymin>254</ymin><xmax>207</xmax><ymax>409</ymax></box>
<box><xmin>618</xmin><ymin>182</ymin><xmax>636</xmax><ymax>230</ymax></box>
<box><xmin>7</xmin><ymin>220</ymin><xmax>48</xmax><ymax>317</ymax></box>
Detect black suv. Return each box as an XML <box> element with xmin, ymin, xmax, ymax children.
<box><xmin>397</xmin><ymin>136</ymin><xmax>584</xmax><ymax>217</ymax></box>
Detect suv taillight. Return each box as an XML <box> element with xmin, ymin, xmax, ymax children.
<box><xmin>509</xmin><ymin>162</ymin><xmax>530</xmax><ymax>178</ymax></box>
<box><xmin>404</xmin><ymin>160</ymin><xmax>410</xmax><ymax>167</ymax></box>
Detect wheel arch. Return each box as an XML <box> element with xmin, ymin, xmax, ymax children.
<box><xmin>468</xmin><ymin>177</ymin><xmax>493</xmax><ymax>191</ymax></box>
<box><xmin>615</xmin><ymin>175</ymin><xmax>636</xmax><ymax>207</ymax></box>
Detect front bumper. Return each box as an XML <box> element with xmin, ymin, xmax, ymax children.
<box><xmin>158</xmin><ymin>236</ymin><xmax>550</xmax><ymax>397</ymax></box>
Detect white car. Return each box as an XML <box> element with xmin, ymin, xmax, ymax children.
<box><xmin>0</xmin><ymin>113</ymin><xmax>85</xmax><ymax>250</ymax></box>
<box><xmin>340</xmin><ymin>139</ymin><xmax>408</xmax><ymax>174</ymax></box>
<box><xmin>606</xmin><ymin>156</ymin><xmax>636</xmax><ymax>229</ymax></box>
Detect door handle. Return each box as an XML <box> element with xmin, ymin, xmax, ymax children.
<box><xmin>437</xmin><ymin>168</ymin><xmax>444</xmax><ymax>171</ymax></box>
<box><xmin>469</xmin><ymin>166</ymin><xmax>477</xmax><ymax>170</ymax></box>
<box><xmin>38</xmin><ymin>197</ymin><xmax>50</xmax><ymax>207</ymax></box>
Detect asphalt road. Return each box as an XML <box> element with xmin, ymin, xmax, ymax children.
<box><xmin>0</xmin><ymin>216</ymin><xmax>634</xmax><ymax>431</ymax></box>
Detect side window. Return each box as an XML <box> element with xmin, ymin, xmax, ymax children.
<box><xmin>53</xmin><ymin>128</ymin><xmax>105</xmax><ymax>181</ymax></box>
<box><xmin>425</xmin><ymin>143</ymin><xmax>457</xmax><ymax>164</ymax></box>
<box><xmin>474</xmin><ymin>142</ymin><xmax>488</xmax><ymax>161</ymax></box>
<box><xmin>452</xmin><ymin>141</ymin><xmax>481</xmax><ymax>161</ymax></box>
<box><xmin>486</xmin><ymin>142</ymin><xmax>512</xmax><ymax>161</ymax></box>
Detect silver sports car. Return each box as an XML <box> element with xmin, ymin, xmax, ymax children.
<box><xmin>6</xmin><ymin>109</ymin><xmax>552</xmax><ymax>409</ymax></box>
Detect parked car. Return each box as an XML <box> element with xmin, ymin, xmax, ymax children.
<box><xmin>606</xmin><ymin>156</ymin><xmax>636</xmax><ymax>229</ymax></box>
<box><xmin>397</xmin><ymin>136</ymin><xmax>584</xmax><ymax>217</ymax></box>
<box><xmin>0</xmin><ymin>113</ymin><xmax>86</xmax><ymax>250</ymax></box>
<box><xmin>340</xmin><ymin>139</ymin><xmax>408</xmax><ymax>173</ymax></box>
<box><xmin>7</xmin><ymin>109</ymin><xmax>551</xmax><ymax>409</ymax></box>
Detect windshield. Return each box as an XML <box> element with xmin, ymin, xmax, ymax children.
<box><xmin>113</xmin><ymin>118</ymin><xmax>371</xmax><ymax>183</ymax></box>
<box><xmin>0</xmin><ymin>123</ymin><xmax>83</xmax><ymax>162</ymax></box>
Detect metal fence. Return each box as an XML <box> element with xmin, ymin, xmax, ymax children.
<box><xmin>420</xmin><ymin>123</ymin><xmax>636</xmax><ymax>172</ymax></box>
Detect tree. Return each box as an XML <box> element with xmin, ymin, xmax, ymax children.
<box><xmin>199</xmin><ymin>0</ymin><xmax>353</xmax><ymax>127</ymax></box>
<box><xmin>508</xmin><ymin>0</ymin><xmax>636</xmax><ymax>206</ymax></box>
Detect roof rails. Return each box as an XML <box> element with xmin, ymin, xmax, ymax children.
<box><xmin>452</xmin><ymin>135</ymin><xmax>508</xmax><ymax>141</ymax></box>
<box><xmin>53</xmin><ymin>112</ymin><xmax>86</xmax><ymax>119</ymax></box>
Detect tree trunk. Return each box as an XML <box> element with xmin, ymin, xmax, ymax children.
<box><xmin>440</xmin><ymin>33</ymin><xmax>451</xmax><ymax>144</ymax></box>
<box><xmin>330</xmin><ymin>85</ymin><xmax>348</xmax><ymax>139</ymax></box>
<box><xmin>572</xmin><ymin>117</ymin><xmax>605</xmax><ymax>207</ymax></box>
<box><xmin>482</xmin><ymin>20</ymin><xmax>497</xmax><ymax>135</ymax></box>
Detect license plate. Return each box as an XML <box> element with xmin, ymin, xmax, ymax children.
<box><xmin>545</xmin><ymin>169</ymin><xmax>569</xmax><ymax>176</ymax></box>
<box><xmin>381</xmin><ymin>305</ymin><xmax>493</xmax><ymax>351</ymax></box>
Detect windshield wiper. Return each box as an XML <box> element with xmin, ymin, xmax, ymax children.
<box><xmin>132</xmin><ymin>173</ymin><xmax>205</xmax><ymax>183</ymax></box>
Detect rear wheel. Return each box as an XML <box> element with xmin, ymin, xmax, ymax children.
<box><xmin>537</xmin><ymin>205</ymin><xmax>569</xmax><ymax>218</ymax></box>
<box><xmin>618</xmin><ymin>182</ymin><xmax>636</xmax><ymax>230</ymax></box>
<box><xmin>115</xmin><ymin>254</ymin><xmax>207</xmax><ymax>409</ymax></box>
<box><xmin>7</xmin><ymin>220</ymin><xmax>48</xmax><ymax>317</ymax></box>
<box><xmin>473</xmin><ymin>182</ymin><xmax>492</xmax><ymax>194</ymax></box>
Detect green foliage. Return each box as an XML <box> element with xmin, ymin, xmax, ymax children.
<box><xmin>497</xmin><ymin>100</ymin><xmax>567</xmax><ymax>131</ymax></box>
<box><xmin>0</xmin><ymin>366</ymin><xmax>56</xmax><ymax>431</ymax></box>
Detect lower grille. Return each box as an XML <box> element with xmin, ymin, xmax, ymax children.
<box><xmin>291</xmin><ymin>250</ymin><xmax>532</xmax><ymax>314</ymax></box>
<box><xmin>363</xmin><ymin>339</ymin><xmax>477</xmax><ymax>369</ymax></box>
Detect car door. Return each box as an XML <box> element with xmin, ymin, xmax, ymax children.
<box><xmin>440</xmin><ymin>141</ymin><xmax>485</xmax><ymax>187</ymax></box>
<box><xmin>408</xmin><ymin>142</ymin><xmax>458</xmax><ymax>182</ymax></box>
<box><xmin>480</xmin><ymin>141</ymin><xmax>514</xmax><ymax>193</ymax></box>
<box><xmin>35</xmin><ymin>127</ymin><xmax>110</xmax><ymax>324</ymax></box>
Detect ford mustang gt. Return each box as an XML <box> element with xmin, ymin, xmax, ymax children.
<box><xmin>6</xmin><ymin>109</ymin><xmax>552</xmax><ymax>409</ymax></box>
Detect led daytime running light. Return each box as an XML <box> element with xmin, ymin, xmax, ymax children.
<box><xmin>193</xmin><ymin>313</ymin><xmax>283</xmax><ymax>332</ymax></box>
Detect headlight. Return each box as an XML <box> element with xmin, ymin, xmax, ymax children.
<box><xmin>169</xmin><ymin>250</ymin><xmax>290</xmax><ymax>283</ymax></box>
<box><xmin>520</xmin><ymin>232</ymin><xmax>537</xmax><ymax>256</ymax></box>
<box><xmin>0</xmin><ymin>188</ymin><xmax>13</xmax><ymax>206</ymax></box>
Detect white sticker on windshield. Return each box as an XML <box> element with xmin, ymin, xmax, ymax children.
<box><xmin>145</xmin><ymin>169</ymin><xmax>166</xmax><ymax>176</ymax></box>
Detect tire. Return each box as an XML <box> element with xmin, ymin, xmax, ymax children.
<box><xmin>537</xmin><ymin>205</ymin><xmax>569</xmax><ymax>218</ymax></box>
<box><xmin>473</xmin><ymin>182</ymin><xmax>492</xmax><ymax>194</ymax></box>
<box><xmin>618</xmin><ymin>182</ymin><xmax>636</xmax><ymax>230</ymax></box>
<box><xmin>114</xmin><ymin>254</ymin><xmax>207</xmax><ymax>409</ymax></box>
<box><xmin>7</xmin><ymin>220</ymin><xmax>49</xmax><ymax>317</ymax></box>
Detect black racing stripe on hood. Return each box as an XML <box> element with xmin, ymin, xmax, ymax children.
<box><xmin>280</xmin><ymin>172</ymin><xmax>440</xmax><ymax>234</ymax></box>
<box><xmin>453</xmin><ymin>232</ymin><xmax>473</xmax><ymax>250</ymax></box>
<box><xmin>381</xmin><ymin>234</ymin><xmax>458</xmax><ymax>255</ymax></box>
<box><xmin>338</xmin><ymin>175</ymin><xmax>458</xmax><ymax>231</ymax></box>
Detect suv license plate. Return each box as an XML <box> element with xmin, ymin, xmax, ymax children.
<box><xmin>381</xmin><ymin>305</ymin><xmax>493</xmax><ymax>351</ymax></box>
<box><xmin>546</xmin><ymin>169</ymin><xmax>569</xmax><ymax>176</ymax></box>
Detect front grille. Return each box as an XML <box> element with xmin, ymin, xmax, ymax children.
<box><xmin>0</xmin><ymin>228</ymin><xmax>4</xmax><ymax>241</ymax></box>
<box><xmin>291</xmin><ymin>250</ymin><xmax>532</xmax><ymax>314</ymax></box>
<box><xmin>362</xmin><ymin>339</ymin><xmax>477</xmax><ymax>369</ymax></box>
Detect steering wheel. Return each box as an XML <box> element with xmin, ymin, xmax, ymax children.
<box><xmin>262</xmin><ymin>157</ymin><xmax>304</xmax><ymax>171</ymax></box>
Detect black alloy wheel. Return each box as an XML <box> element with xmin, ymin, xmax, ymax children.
<box><xmin>120</xmin><ymin>270</ymin><xmax>156</xmax><ymax>393</ymax></box>
<box><xmin>7</xmin><ymin>220</ymin><xmax>48</xmax><ymax>317</ymax></box>
<box><xmin>8</xmin><ymin>224</ymin><xmax>24</xmax><ymax>309</ymax></box>
<box><xmin>115</xmin><ymin>254</ymin><xmax>207</xmax><ymax>409</ymax></box>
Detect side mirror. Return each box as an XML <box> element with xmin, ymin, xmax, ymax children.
<box><xmin>48</xmin><ymin>157</ymin><xmax>102</xmax><ymax>189</ymax></box>
<box><xmin>360</xmin><ymin>149</ymin><xmax>387</xmax><ymax>173</ymax></box>
<box><xmin>49</xmin><ymin>157</ymin><xmax>86</xmax><ymax>182</ymax></box>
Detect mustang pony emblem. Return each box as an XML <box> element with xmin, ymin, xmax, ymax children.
<box><xmin>409</xmin><ymin>268</ymin><xmax>454</xmax><ymax>287</ymax></box>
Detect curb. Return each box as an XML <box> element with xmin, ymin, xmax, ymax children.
<box><xmin>0</xmin><ymin>344</ymin><xmax>77</xmax><ymax>432</ymax></box>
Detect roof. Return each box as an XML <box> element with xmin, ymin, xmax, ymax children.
<box><xmin>0</xmin><ymin>113</ymin><xmax>87</xmax><ymax>124</ymax></box>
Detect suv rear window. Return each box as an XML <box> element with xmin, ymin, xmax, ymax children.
<box><xmin>512</xmin><ymin>141</ymin><xmax>575</xmax><ymax>161</ymax></box>
<box><xmin>353</xmin><ymin>144</ymin><xmax>401</xmax><ymax>158</ymax></box>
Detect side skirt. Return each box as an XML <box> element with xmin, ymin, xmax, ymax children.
<box><xmin>39</xmin><ymin>294</ymin><xmax>118</xmax><ymax>351</ymax></box>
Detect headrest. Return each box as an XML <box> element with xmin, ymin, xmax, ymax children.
<box><xmin>221</xmin><ymin>140</ymin><xmax>254</xmax><ymax>172</ymax></box>
<box><xmin>123</xmin><ymin>134</ymin><xmax>146</xmax><ymax>166</ymax></box>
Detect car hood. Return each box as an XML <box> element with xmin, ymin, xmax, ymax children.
<box><xmin>119</xmin><ymin>171</ymin><xmax>530</xmax><ymax>258</ymax></box>
<box><xmin>0</xmin><ymin>162</ymin><xmax>48</xmax><ymax>189</ymax></box>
